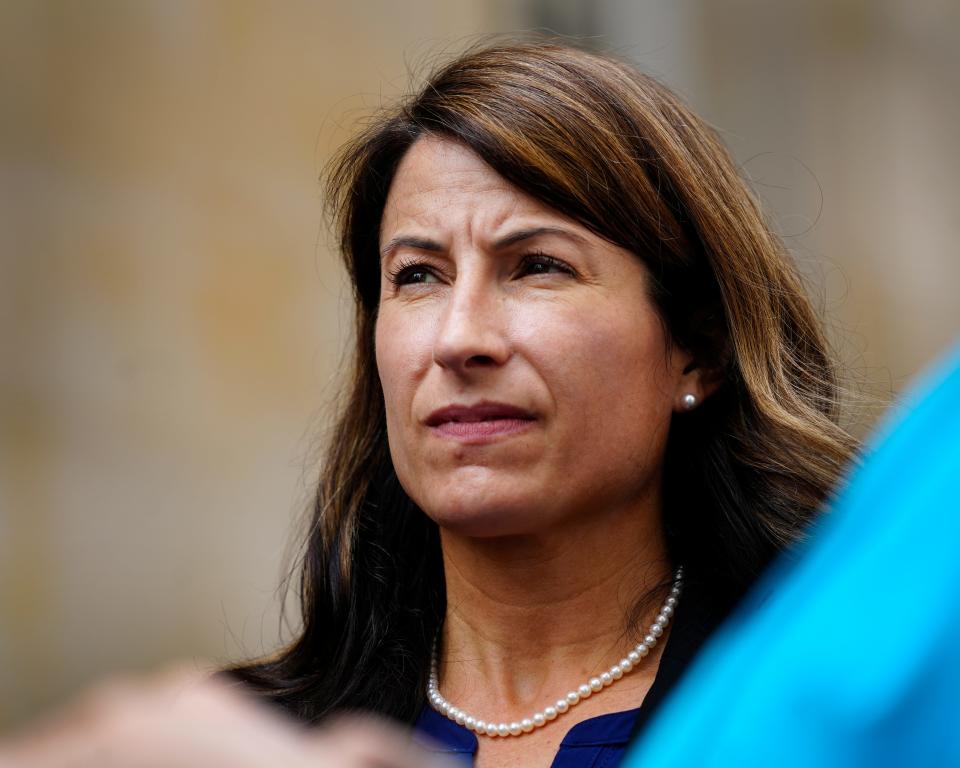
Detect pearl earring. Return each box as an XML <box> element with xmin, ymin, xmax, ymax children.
<box><xmin>682</xmin><ymin>393</ymin><xmax>698</xmax><ymax>410</ymax></box>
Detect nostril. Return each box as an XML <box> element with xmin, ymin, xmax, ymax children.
<box><xmin>465</xmin><ymin>354</ymin><xmax>497</xmax><ymax>367</ymax></box>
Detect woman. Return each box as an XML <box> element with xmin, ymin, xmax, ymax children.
<box><xmin>0</xmin><ymin>40</ymin><xmax>856</xmax><ymax>768</ymax></box>
<box><xmin>226</xmin><ymin>40</ymin><xmax>857</xmax><ymax>767</ymax></box>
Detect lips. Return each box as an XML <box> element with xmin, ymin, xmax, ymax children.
<box><xmin>425</xmin><ymin>401</ymin><xmax>536</xmax><ymax>441</ymax></box>
<box><xmin>425</xmin><ymin>401</ymin><xmax>535</xmax><ymax>426</ymax></box>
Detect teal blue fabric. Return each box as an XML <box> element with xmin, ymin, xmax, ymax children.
<box><xmin>624</xmin><ymin>343</ymin><xmax>960</xmax><ymax>767</ymax></box>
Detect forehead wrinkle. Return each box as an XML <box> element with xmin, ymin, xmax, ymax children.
<box><xmin>400</xmin><ymin>187</ymin><xmax>531</xmax><ymax>254</ymax></box>
<box><xmin>466</xmin><ymin>189</ymin><xmax>553</xmax><ymax>251</ymax></box>
<box><xmin>382</xmin><ymin>135</ymin><xmax>582</xmax><ymax>254</ymax></box>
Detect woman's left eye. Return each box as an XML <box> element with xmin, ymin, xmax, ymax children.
<box><xmin>516</xmin><ymin>252</ymin><xmax>576</xmax><ymax>278</ymax></box>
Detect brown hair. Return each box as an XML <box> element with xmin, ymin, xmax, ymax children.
<box><xmin>227</xmin><ymin>40</ymin><xmax>858</xmax><ymax>724</ymax></box>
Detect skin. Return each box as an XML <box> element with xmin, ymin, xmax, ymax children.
<box><xmin>0</xmin><ymin>668</ymin><xmax>456</xmax><ymax>768</ymax></box>
<box><xmin>376</xmin><ymin>135</ymin><xmax>712</xmax><ymax>768</ymax></box>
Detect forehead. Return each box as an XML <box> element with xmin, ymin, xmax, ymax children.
<box><xmin>380</xmin><ymin>135</ymin><xmax>567</xmax><ymax>239</ymax></box>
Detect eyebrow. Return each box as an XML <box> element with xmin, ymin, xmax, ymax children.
<box><xmin>379</xmin><ymin>226</ymin><xmax>587</xmax><ymax>260</ymax></box>
<box><xmin>379</xmin><ymin>235</ymin><xmax>444</xmax><ymax>260</ymax></box>
<box><xmin>493</xmin><ymin>226</ymin><xmax>588</xmax><ymax>249</ymax></box>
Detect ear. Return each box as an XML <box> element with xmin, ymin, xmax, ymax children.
<box><xmin>672</xmin><ymin>355</ymin><xmax>723</xmax><ymax>413</ymax></box>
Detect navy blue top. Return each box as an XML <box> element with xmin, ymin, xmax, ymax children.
<box><xmin>413</xmin><ymin>578</ymin><xmax>727</xmax><ymax>767</ymax></box>
<box><xmin>416</xmin><ymin>702</ymin><xmax>643</xmax><ymax>767</ymax></box>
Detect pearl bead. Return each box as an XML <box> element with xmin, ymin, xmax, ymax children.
<box><xmin>485</xmin><ymin>723</ymin><xmax>498</xmax><ymax>737</ymax></box>
<box><xmin>619</xmin><ymin>657</ymin><xmax>633</xmax><ymax>672</ymax></box>
<box><xmin>645</xmin><ymin>635</ymin><xmax>657</xmax><ymax>647</ymax></box>
<box><xmin>651</xmin><ymin>624</ymin><xmax>663</xmax><ymax>637</ymax></box>
<box><xmin>628</xmin><ymin>650</ymin><xmax>641</xmax><ymax>663</ymax></box>
<box><xmin>521</xmin><ymin>718</ymin><xmax>534</xmax><ymax>733</ymax></box>
<box><xmin>466</xmin><ymin>716</ymin><xmax>476</xmax><ymax>729</ymax></box>
<box><xmin>610</xmin><ymin>665</ymin><xmax>623</xmax><ymax>680</ymax></box>
<box><xmin>666</xmin><ymin>596</ymin><xmax>678</xmax><ymax>608</ymax></box>
<box><xmin>661</xmin><ymin>605</ymin><xmax>674</xmax><ymax>617</ymax></box>
<box><xmin>578</xmin><ymin>684</ymin><xmax>592</xmax><ymax>698</ymax></box>
<box><xmin>637</xmin><ymin>644</ymin><xmax>650</xmax><ymax>657</ymax></box>
<box><xmin>497</xmin><ymin>723</ymin><xmax>509</xmax><ymax>737</ymax></box>
<box><xmin>656</xmin><ymin>613</ymin><xmax>668</xmax><ymax>625</ymax></box>
<box><xmin>548</xmin><ymin>703</ymin><xmax>562</xmax><ymax>717</ymax></box>
<box><xmin>509</xmin><ymin>722</ymin><xmax>522</xmax><ymax>736</ymax></box>
<box><xmin>455</xmin><ymin>711</ymin><xmax>466</xmax><ymax>725</ymax></box>
<box><xmin>533</xmin><ymin>713</ymin><xmax>546</xmax><ymax>726</ymax></box>
<box><xmin>475</xmin><ymin>720</ymin><xmax>486</xmax><ymax>732</ymax></box>
<box><xmin>566</xmin><ymin>691</ymin><xmax>580</xmax><ymax>705</ymax></box>
<box><xmin>589</xmin><ymin>677</ymin><xmax>603</xmax><ymax>692</ymax></box>
<box><xmin>600</xmin><ymin>672</ymin><xmax>613</xmax><ymax>686</ymax></box>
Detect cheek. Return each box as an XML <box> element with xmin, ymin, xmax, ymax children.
<box><xmin>373</xmin><ymin>317</ymin><xmax>394</xmax><ymax>404</ymax></box>
<box><xmin>375</xmin><ymin>305</ymin><xmax>437</xmax><ymax>452</ymax></box>
<box><xmin>524</xmin><ymin>303</ymin><xmax>676</xmax><ymax>446</ymax></box>
<box><xmin>376</xmin><ymin>306</ymin><xmax>426</xmax><ymax>394</ymax></box>
<box><xmin>375</xmin><ymin>315</ymin><xmax>413</xmax><ymax>489</ymax></box>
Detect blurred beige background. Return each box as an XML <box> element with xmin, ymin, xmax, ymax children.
<box><xmin>2</xmin><ymin>0</ymin><xmax>958</xmax><ymax>729</ymax></box>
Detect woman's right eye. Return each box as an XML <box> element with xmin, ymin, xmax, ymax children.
<box><xmin>387</xmin><ymin>262</ymin><xmax>441</xmax><ymax>286</ymax></box>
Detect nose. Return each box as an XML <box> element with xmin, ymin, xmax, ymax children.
<box><xmin>432</xmin><ymin>274</ymin><xmax>511</xmax><ymax>374</ymax></box>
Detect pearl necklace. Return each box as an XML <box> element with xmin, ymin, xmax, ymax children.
<box><xmin>427</xmin><ymin>566</ymin><xmax>683</xmax><ymax>739</ymax></box>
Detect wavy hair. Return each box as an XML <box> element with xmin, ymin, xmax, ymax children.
<box><xmin>227</xmin><ymin>41</ymin><xmax>858</xmax><ymax>724</ymax></box>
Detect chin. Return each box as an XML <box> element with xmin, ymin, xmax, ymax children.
<box><xmin>397</xmin><ymin>461</ymin><xmax>557</xmax><ymax>537</ymax></box>
<box><xmin>419</xmin><ymin>486</ymin><xmax>547</xmax><ymax>539</ymax></box>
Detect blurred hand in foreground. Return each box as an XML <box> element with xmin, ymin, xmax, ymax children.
<box><xmin>0</xmin><ymin>667</ymin><xmax>454</xmax><ymax>768</ymax></box>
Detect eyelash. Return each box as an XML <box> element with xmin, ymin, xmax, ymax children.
<box><xmin>386</xmin><ymin>251</ymin><xmax>576</xmax><ymax>286</ymax></box>
<box><xmin>386</xmin><ymin>257</ymin><xmax>435</xmax><ymax>286</ymax></box>
<box><xmin>518</xmin><ymin>250</ymin><xmax>576</xmax><ymax>277</ymax></box>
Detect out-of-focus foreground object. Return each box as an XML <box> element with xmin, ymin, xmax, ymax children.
<box><xmin>0</xmin><ymin>666</ymin><xmax>457</xmax><ymax>768</ymax></box>
<box><xmin>624</xmin><ymin>340</ymin><xmax>960</xmax><ymax>766</ymax></box>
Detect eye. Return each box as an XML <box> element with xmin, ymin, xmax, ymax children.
<box><xmin>387</xmin><ymin>259</ymin><xmax>442</xmax><ymax>286</ymax></box>
<box><xmin>516</xmin><ymin>251</ymin><xmax>576</xmax><ymax>278</ymax></box>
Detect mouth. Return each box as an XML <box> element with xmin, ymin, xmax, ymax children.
<box><xmin>425</xmin><ymin>401</ymin><xmax>536</xmax><ymax>441</ymax></box>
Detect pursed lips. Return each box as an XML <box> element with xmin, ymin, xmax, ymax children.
<box><xmin>424</xmin><ymin>401</ymin><xmax>536</xmax><ymax>441</ymax></box>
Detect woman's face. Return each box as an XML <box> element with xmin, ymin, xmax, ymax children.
<box><xmin>376</xmin><ymin>136</ymin><xmax>698</xmax><ymax>538</ymax></box>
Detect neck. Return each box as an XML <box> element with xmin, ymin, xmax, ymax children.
<box><xmin>437</xmin><ymin>502</ymin><xmax>672</xmax><ymax>715</ymax></box>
